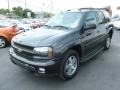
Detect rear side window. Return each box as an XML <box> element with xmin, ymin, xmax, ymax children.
<box><xmin>97</xmin><ymin>11</ymin><xmax>105</xmax><ymax>24</ymax></box>
<box><xmin>103</xmin><ymin>11</ymin><xmax>110</xmax><ymax>19</ymax></box>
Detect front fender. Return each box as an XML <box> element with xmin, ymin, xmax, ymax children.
<box><xmin>53</xmin><ymin>37</ymin><xmax>82</xmax><ymax>58</ymax></box>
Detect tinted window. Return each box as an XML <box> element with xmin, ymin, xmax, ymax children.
<box><xmin>86</xmin><ymin>12</ymin><xmax>97</xmax><ymax>25</ymax></box>
<box><xmin>97</xmin><ymin>11</ymin><xmax>105</xmax><ymax>24</ymax></box>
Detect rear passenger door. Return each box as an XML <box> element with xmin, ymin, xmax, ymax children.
<box><xmin>96</xmin><ymin>11</ymin><xmax>108</xmax><ymax>46</ymax></box>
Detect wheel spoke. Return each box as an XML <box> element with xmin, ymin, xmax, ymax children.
<box><xmin>65</xmin><ymin>55</ymin><xmax>78</xmax><ymax>76</ymax></box>
<box><xmin>0</xmin><ymin>39</ymin><xmax>5</xmax><ymax>47</ymax></box>
<box><xmin>0</xmin><ymin>40</ymin><xmax>2</xmax><ymax>44</ymax></box>
<box><xmin>67</xmin><ymin>66</ymin><xmax>74</xmax><ymax>74</ymax></box>
<box><xmin>65</xmin><ymin>63</ymin><xmax>71</xmax><ymax>70</ymax></box>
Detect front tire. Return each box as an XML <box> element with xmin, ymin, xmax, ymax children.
<box><xmin>0</xmin><ymin>37</ymin><xmax>7</xmax><ymax>48</ymax></box>
<box><xmin>60</xmin><ymin>50</ymin><xmax>80</xmax><ymax>80</ymax></box>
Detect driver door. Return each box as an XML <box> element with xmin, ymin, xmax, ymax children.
<box><xmin>81</xmin><ymin>12</ymin><xmax>99</xmax><ymax>57</ymax></box>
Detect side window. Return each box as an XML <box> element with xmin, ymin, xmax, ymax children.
<box><xmin>97</xmin><ymin>12</ymin><xmax>105</xmax><ymax>24</ymax></box>
<box><xmin>103</xmin><ymin>11</ymin><xmax>110</xmax><ymax>22</ymax></box>
<box><xmin>103</xmin><ymin>11</ymin><xmax>110</xmax><ymax>19</ymax></box>
<box><xmin>86</xmin><ymin>12</ymin><xmax>97</xmax><ymax>26</ymax></box>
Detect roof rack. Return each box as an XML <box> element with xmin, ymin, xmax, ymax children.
<box><xmin>79</xmin><ymin>7</ymin><xmax>103</xmax><ymax>10</ymax></box>
<box><xmin>67</xmin><ymin>7</ymin><xmax>104</xmax><ymax>11</ymax></box>
<box><xmin>66</xmin><ymin>7</ymin><xmax>111</xmax><ymax>16</ymax></box>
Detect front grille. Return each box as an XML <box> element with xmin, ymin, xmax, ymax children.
<box><xmin>12</xmin><ymin>42</ymin><xmax>47</xmax><ymax>61</ymax></box>
<box><xmin>13</xmin><ymin>47</ymin><xmax>34</xmax><ymax>60</ymax></box>
<box><xmin>12</xmin><ymin>42</ymin><xmax>35</xmax><ymax>61</ymax></box>
<box><xmin>13</xmin><ymin>42</ymin><xmax>33</xmax><ymax>50</ymax></box>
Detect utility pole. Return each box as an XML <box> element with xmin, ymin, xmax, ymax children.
<box><xmin>42</xmin><ymin>3</ymin><xmax>45</xmax><ymax>18</ymax></box>
<box><xmin>51</xmin><ymin>0</ymin><xmax>52</xmax><ymax>14</ymax></box>
<box><xmin>7</xmin><ymin>0</ymin><xmax>10</xmax><ymax>17</ymax></box>
<box><xmin>25</xmin><ymin>0</ymin><xmax>27</xmax><ymax>9</ymax></box>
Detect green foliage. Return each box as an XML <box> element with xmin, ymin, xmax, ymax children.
<box><xmin>12</xmin><ymin>6</ymin><xmax>35</xmax><ymax>18</ymax></box>
<box><xmin>12</xmin><ymin>7</ymin><xmax>23</xmax><ymax>17</ymax></box>
<box><xmin>22</xmin><ymin>9</ymin><xmax>35</xmax><ymax>18</ymax></box>
<box><xmin>0</xmin><ymin>6</ymin><xmax>53</xmax><ymax>18</ymax></box>
<box><xmin>0</xmin><ymin>8</ymin><xmax>9</xmax><ymax>15</ymax></box>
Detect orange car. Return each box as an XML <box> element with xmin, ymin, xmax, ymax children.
<box><xmin>0</xmin><ymin>26</ymin><xmax>20</xmax><ymax>48</ymax></box>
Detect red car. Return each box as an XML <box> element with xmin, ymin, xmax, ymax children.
<box><xmin>0</xmin><ymin>25</ymin><xmax>20</xmax><ymax>48</ymax></box>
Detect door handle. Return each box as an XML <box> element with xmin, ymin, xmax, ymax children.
<box><xmin>86</xmin><ymin>32</ymin><xmax>91</xmax><ymax>36</ymax></box>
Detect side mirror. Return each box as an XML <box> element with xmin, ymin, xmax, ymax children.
<box><xmin>105</xmin><ymin>18</ymin><xmax>110</xmax><ymax>23</ymax></box>
<box><xmin>84</xmin><ymin>23</ymin><xmax>96</xmax><ymax>30</ymax></box>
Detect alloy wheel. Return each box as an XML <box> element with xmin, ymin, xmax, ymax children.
<box><xmin>64</xmin><ymin>55</ymin><xmax>78</xmax><ymax>76</ymax></box>
<box><xmin>0</xmin><ymin>38</ymin><xmax>6</xmax><ymax>48</ymax></box>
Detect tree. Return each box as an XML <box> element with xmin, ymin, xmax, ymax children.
<box><xmin>0</xmin><ymin>8</ymin><xmax>9</xmax><ymax>15</ymax></box>
<box><xmin>23</xmin><ymin>9</ymin><xmax>35</xmax><ymax>18</ymax></box>
<box><xmin>12</xmin><ymin>7</ymin><xmax>24</xmax><ymax>17</ymax></box>
<box><xmin>12</xmin><ymin>6</ymin><xmax>35</xmax><ymax>18</ymax></box>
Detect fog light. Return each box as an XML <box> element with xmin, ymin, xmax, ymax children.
<box><xmin>38</xmin><ymin>68</ymin><xmax>45</xmax><ymax>74</ymax></box>
<box><xmin>39</xmin><ymin>68</ymin><xmax>45</xmax><ymax>72</ymax></box>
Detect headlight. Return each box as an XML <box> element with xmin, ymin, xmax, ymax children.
<box><xmin>34</xmin><ymin>47</ymin><xmax>53</xmax><ymax>59</ymax></box>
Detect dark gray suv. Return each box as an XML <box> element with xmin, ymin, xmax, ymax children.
<box><xmin>9</xmin><ymin>8</ymin><xmax>113</xmax><ymax>80</ymax></box>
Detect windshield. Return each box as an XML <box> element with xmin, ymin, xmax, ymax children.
<box><xmin>45</xmin><ymin>12</ymin><xmax>83</xmax><ymax>29</ymax></box>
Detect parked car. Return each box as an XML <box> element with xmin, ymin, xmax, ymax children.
<box><xmin>110</xmin><ymin>20</ymin><xmax>120</xmax><ymax>30</ymax></box>
<box><xmin>111</xmin><ymin>14</ymin><xmax>120</xmax><ymax>22</ymax></box>
<box><xmin>9</xmin><ymin>8</ymin><xmax>113</xmax><ymax>80</ymax></box>
<box><xmin>20</xmin><ymin>19</ymin><xmax>34</xmax><ymax>29</ymax></box>
<box><xmin>110</xmin><ymin>15</ymin><xmax>120</xmax><ymax>30</ymax></box>
<box><xmin>9</xmin><ymin>20</ymin><xmax>33</xmax><ymax>32</ymax></box>
<box><xmin>0</xmin><ymin>20</ymin><xmax>12</xmax><ymax>27</ymax></box>
<box><xmin>0</xmin><ymin>25</ymin><xmax>20</xmax><ymax>48</ymax></box>
<box><xmin>29</xmin><ymin>19</ymin><xmax>41</xmax><ymax>29</ymax></box>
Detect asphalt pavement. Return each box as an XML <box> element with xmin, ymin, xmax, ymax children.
<box><xmin>0</xmin><ymin>30</ymin><xmax>120</xmax><ymax>90</ymax></box>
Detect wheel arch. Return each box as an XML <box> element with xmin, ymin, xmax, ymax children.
<box><xmin>0</xmin><ymin>35</ymin><xmax>9</xmax><ymax>43</ymax></box>
<box><xmin>108</xmin><ymin>29</ymin><xmax>113</xmax><ymax>39</ymax></box>
<box><xmin>62</xmin><ymin>44</ymin><xmax>82</xmax><ymax>61</ymax></box>
<box><xmin>107</xmin><ymin>25</ymin><xmax>113</xmax><ymax>39</ymax></box>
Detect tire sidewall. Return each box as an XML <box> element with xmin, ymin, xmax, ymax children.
<box><xmin>104</xmin><ymin>35</ymin><xmax>111</xmax><ymax>50</ymax></box>
<box><xmin>60</xmin><ymin>50</ymin><xmax>80</xmax><ymax>80</ymax></box>
<box><xmin>0</xmin><ymin>37</ymin><xmax>7</xmax><ymax>48</ymax></box>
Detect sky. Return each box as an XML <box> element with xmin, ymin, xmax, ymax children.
<box><xmin>0</xmin><ymin>0</ymin><xmax>120</xmax><ymax>14</ymax></box>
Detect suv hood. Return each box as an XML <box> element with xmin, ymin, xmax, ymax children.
<box><xmin>13</xmin><ymin>28</ymin><xmax>70</xmax><ymax>47</ymax></box>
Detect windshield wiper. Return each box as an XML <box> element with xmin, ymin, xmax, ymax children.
<box><xmin>52</xmin><ymin>25</ymin><xmax>69</xmax><ymax>29</ymax></box>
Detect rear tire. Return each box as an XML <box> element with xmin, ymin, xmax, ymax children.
<box><xmin>104</xmin><ymin>35</ymin><xmax>111</xmax><ymax>50</ymax></box>
<box><xmin>0</xmin><ymin>37</ymin><xmax>8</xmax><ymax>48</ymax></box>
<box><xmin>60</xmin><ymin>50</ymin><xmax>80</xmax><ymax>80</ymax></box>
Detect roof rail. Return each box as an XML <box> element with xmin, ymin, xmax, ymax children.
<box><xmin>67</xmin><ymin>7</ymin><xmax>105</xmax><ymax>12</ymax></box>
<box><xmin>79</xmin><ymin>7</ymin><xmax>102</xmax><ymax>10</ymax></box>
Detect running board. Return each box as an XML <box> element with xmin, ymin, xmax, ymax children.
<box><xmin>80</xmin><ymin>47</ymin><xmax>104</xmax><ymax>63</ymax></box>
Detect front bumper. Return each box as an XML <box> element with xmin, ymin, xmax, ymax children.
<box><xmin>9</xmin><ymin>48</ymin><xmax>62</xmax><ymax>75</ymax></box>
